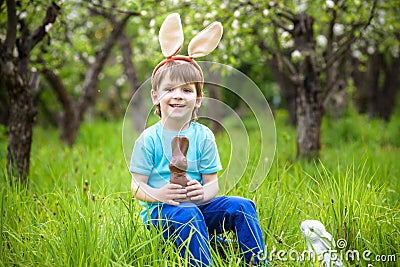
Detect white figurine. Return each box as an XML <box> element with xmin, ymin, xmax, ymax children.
<box><xmin>300</xmin><ymin>220</ymin><xmax>344</xmax><ymax>266</ymax></box>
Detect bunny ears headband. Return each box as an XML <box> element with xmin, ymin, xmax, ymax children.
<box><xmin>152</xmin><ymin>13</ymin><xmax>223</xmax><ymax>80</ymax></box>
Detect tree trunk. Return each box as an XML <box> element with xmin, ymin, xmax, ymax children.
<box><xmin>1</xmin><ymin>1</ymin><xmax>60</xmax><ymax>183</ymax></box>
<box><xmin>118</xmin><ymin>31</ymin><xmax>146</xmax><ymax>131</ymax></box>
<box><xmin>59</xmin><ymin>13</ymin><xmax>133</xmax><ymax>145</ymax></box>
<box><xmin>295</xmin><ymin>61</ymin><xmax>323</xmax><ymax>158</ymax></box>
<box><xmin>0</xmin><ymin>81</ymin><xmax>9</xmax><ymax>126</ymax></box>
<box><xmin>292</xmin><ymin>13</ymin><xmax>323</xmax><ymax>158</ymax></box>
<box><xmin>41</xmin><ymin>68</ymin><xmax>78</xmax><ymax>146</ymax></box>
<box><xmin>323</xmin><ymin>53</ymin><xmax>348</xmax><ymax>118</ymax></box>
<box><xmin>369</xmin><ymin>53</ymin><xmax>400</xmax><ymax>121</ymax></box>
<box><xmin>351</xmin><ymin>56</ymin><xmax>374</xmax><ymax>114</ymax></box>
<box><xmin>4</xmin><ymin>68</ymin><xmax>36</xmax><ymax>183</ymax></box>
<box><xmin>352</xmin><ymin>52</ymin><xmax>400</xmax><ymax>120</ymax></box>
<box><xmin>268</xmin><ymin>55</ymin><xmax>297</xmax><ymax>125</ymax></box>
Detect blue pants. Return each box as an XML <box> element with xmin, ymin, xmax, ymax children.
<box><xmin>149</xmin><ymin>196</ymin><xmax>267</xmax><ymax>266</ymax></box>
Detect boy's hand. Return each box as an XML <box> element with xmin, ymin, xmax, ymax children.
<box><xmin>184</xmin><ymin>180</ymin><xmax>204</xmax><ymax>202</ymax></box>
<box><xmin>158</xmin><ymin>183</ymin><xmax>187</xmax><ymax>206</ymax></box>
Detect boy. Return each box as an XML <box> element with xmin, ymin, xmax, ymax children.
<box><xmin>130</xmin><ymin>14</ymin><xmax>267</xmax><ymax>267</ymax></box>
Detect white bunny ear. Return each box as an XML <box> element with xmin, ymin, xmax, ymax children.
<box><xmin>159</xmin><ymin>13</ymin><xmax>184</xmax><ymax>58</ymax></box>
<box><xmin>188</xmin><ymin>21</ymin><xmax>223</xmax><ymax>58</ymax></box>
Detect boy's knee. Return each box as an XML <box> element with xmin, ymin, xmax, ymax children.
<box><xmin>173</xmin><ymin>204</ymin><xmax>204</xmax><ymax>224</ymax></box>
<box><xmin>228</xmin><ymin>196</ymin><xmax>256</xmax><ymax>211</ymax></box>
<box><xmin>224</xmin><ymin>197</ymin><xmax>257</xmax><ymax>219</ymax></box>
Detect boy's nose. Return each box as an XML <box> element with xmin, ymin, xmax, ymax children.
<box><xmin>172</xmin><ymin>89</ymin><xmax>184</xmax><ymax>99</ymax></box>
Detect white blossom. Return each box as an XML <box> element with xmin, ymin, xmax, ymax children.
<box><xmin>149</xmin><ymin>19</ymin><xmax>156</xmax><ymax>27</ymax></box>
<box><xmin>333</xmin><ymin>24</ymin><xmax>345</xmax><ymax>35</ymax></box>
<box><xmin>378</xmin><ymin>16</ymin><xmax>385</xmax><ymax>25</ymax></box>
<box><xmin>45</xmin><ymin>23</ymin><xmax>53</xmax><ymax>33</ymax></box>
<box><xmin>317</xmin><ymin>35</ymin><xmax>328</xmax><ymax>47</ymax></box>
<box><xmin>352</xmin><ymin>50</ymin><xmax>362</xmax><ymax>59</ymax></box>
<box><xmin>296</xmin><ymin>3</ymin><xmax>307</xmax><ymax>13</ymax></box>
<box><xmin>281</xmin><ymin>31</ymin><xmax>290</xmax><ymax>38</ymax></box>
<box><xmin>367</xmin><ymin>46</ymin><xmax>375</xmax><ymax>55</ymax></box>
<box><xmin>88</xmin><ymin>56</ymin><xmax>95</xmax><ymax>64</ymax></box>
<box><xmin>232</xmin><ymin>19</ymin><xmax>239</xmax><ymax>29</ymax></box>
<box><xmin>234</xmin><ymin>10</ymin><xmax>240</xmax><ymax>18</ymax></box>
<box><xmin>67</xmin><ymin>11</ymin><xmax>79</xmax><ymax>20</ymax></box>
<box><xmin>205</xmin><ymin>12</ymin><xmax>214</xmax><ymax>19</ymax></box>
<box><xmin>140</xmin><ymin>10</ymin><xmax>147</xmax><ymax>16</ymax></box>
<box><xmin>263</xmin><ymin>9</ymin><xmax>269</xmax><ymax>17</ymax></box>
<box><xmin>326</xmin><ymin>0</ymin><xmax>335</xmax><ymax>8</ymax></box>
<box><xmin>194</xmin><ymin>13</ymin><xmax>201</xmax><ymax>19</ymax></box>
<box><xmin>291</xmin><ymin>50</ymin><xmax>302</xmax><ymax>58</ymax></box>
<box><xmin>377</xmin><ymin>9</ymin><xmax>385</xmax><ymax>25</ymax></box>
<box><xmin>19</xmin><ymin>11</ymin><xmax>28</xmax><ymax>19</ymax></box>
<box><xmin>116</xmin><ymin>76</ymin><xmax>125</xmax><ymax>86</ymax></box>
<box><xmin>391</xmin><ymin>45</ymin><xmax>399</xmax><ymax>58</ymax></box>
<box><xmin>283</xmin><ymin>39</ymin><xmax>294</xmax><ymax>48</ymax></box>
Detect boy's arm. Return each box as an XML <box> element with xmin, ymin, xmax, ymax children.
<box><xmin>185</xmin><ymin>173</ymin><xmax>219</xmax><ymax>203</ymax></box>
<box><xmin>131</xmin><ymin>172</ymin><xmax>187</xmax><ymax>206</ymax></box>
<box><xmin>202</xmin><ymin>173</ymin><xmax>219</xmax><ymax>202</ymax></box>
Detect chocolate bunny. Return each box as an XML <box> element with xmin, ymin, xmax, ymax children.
<box><xmin>169</xmin><ymin>135</ymin><xmax>190</xmax><ymax>187</ymax></box>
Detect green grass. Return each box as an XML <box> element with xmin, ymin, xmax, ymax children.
<box><xmin>1</xmin><ymin>110</ymin><xmax>399</xmax><ymax>266</ymax></box>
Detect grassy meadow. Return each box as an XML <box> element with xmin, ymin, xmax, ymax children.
<box><xmin>1</xmin><ymin>109</ymin><xmax>399</xmax><ymax>266</ymax></box>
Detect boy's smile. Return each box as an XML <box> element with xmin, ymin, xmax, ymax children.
<box><xmin>152</xmin><ymin>77</ymin><xmax>202</xmax><ymax>131</ymax></box>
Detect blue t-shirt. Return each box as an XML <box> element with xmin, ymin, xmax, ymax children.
<box><xmin>130</xmin><ymin>121</ymin><xmax>222</xmax><ymax>222</ymax></box>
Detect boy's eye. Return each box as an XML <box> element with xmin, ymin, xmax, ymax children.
<box><xmin>183</xmin><ymin>88</ymin><xmax>193</xmax><ymax>93</ymax></box>
<box><xmin>164</xmin><ymin>87</ymin><xmax>174</xmax><ymax>92</ymax></box>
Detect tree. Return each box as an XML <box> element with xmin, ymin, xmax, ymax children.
<box><xmin>350</xmin><ymin>1</ymin><xmax>400</xmax><ymax>121</ymax></box>
<box><xmin>40</xmin><ymin>2</ymin><xmax>138</xmax><ymax>145</ymax></box>
<box><xmin>0</xmin><ymin>1</ymin><xmax>61</xmax><ymax>183</ymax></box>
<box><xmin>229</xmin><ymin>0</ymin><xmax>377</xmax><ymax>158</ymax></box>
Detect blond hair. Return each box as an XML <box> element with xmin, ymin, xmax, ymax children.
<box><xmin>151</xmin><ymin>60</ymin><xmax>203</xmax><ymax>121</ymax></box>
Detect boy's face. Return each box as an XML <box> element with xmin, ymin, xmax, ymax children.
<box><xmin>152</xmin><ymin>76</ymin><xmax>202</xmax><ymax>124</ymax></box>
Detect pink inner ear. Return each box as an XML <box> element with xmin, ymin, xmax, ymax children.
<box><xmin>188</xmin><ymin>21</ymin><xmax>223</xmax><ymax>58</ymax></box>
<box><xmin>159</xmin><ymin>13</ymin><xmax>184</xmax><ymax>58</ymax></box>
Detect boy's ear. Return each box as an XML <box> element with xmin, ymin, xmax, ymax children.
<box><xmin>195</xmin><ymin>95</ymin><xmax>203</xmax><ymax>108</ymax></box>
<box><xmin>151</xmin><ymin>89</ymin><xmax>159</xmax><ymax>105</ymax></box>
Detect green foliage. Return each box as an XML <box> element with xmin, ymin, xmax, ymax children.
<box><xmin>1</xmin><ymin>112</ymin><xmax>399</xmax><ymax>266</ymax></box>
<box><xmin>3</xmin><ymin>0</ymin><xmax>394</xmax><ymax>125</ymax></box>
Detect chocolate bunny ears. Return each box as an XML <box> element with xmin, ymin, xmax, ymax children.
<box><xmin>152</xmin><ymin>13</ymin><xmax>223</xmax><ymax>79</ymax></box>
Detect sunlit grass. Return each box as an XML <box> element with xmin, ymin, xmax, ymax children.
<box><xmin>1</xmin><ymin>111</ymin><xmax>399</xmax><ymax>266</ymax></box>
